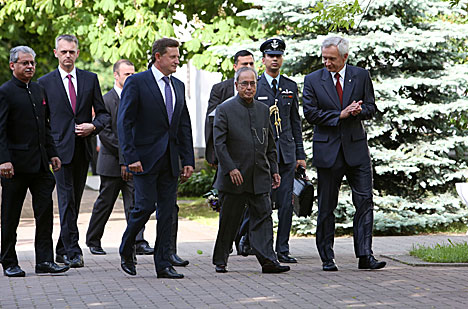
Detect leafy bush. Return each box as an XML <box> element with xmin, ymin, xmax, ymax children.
<box><xmin>178</xmin><ymin>168</ymin><xmax>216</xmax><ymax>197</ymax></box>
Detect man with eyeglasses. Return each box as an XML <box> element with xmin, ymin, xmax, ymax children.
<box><xmin>0</xmin><ymin>46</ymin><xmax>69</xmax><ymax>277</ymax></box>
<box><xmin>236</xmin><ymin>38</ymin><xmax>306</xmax><ymax>264</ymax></box>
<box><xmin>211</xmin><ymin>67</ymin><xmax>289</xmax><ymax>274</ymax></box>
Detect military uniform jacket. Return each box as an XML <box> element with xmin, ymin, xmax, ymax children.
<box><xmin>0</xmin><ymin>76</ymin><xmax>58</xmax><ymax>173</ymax></box>
<box><xmin>256</xmin><ymin>73</ymin><xmax>305</xmax><ymax>164</ymax></box>
<box><xmin>213</xmin><ymin>95</ymin><xmax>278</xmax><ymax>195</ymax></box>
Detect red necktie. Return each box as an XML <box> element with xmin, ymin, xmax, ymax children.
<box><xmin>67</xmin><ymin>74</ymin><xmax>76</xmax><ymax>113</ymax></box>
<box><xmin>335</xmin><ymin>72</ymin><xmax>343</xmax><ymax>107</ymax></box>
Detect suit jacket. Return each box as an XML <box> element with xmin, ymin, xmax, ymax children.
<box><xmin>117</xmin><ymin>69</ymin><xmax>195</xmax><ymax>176</ymax></box>
<box><xmin>213</xmin><ymin>95</ymin><xmax>278</xmax><ymax>195</ymax></box>
<box><xmin>0</xmin><ymin>76</ymin><xmax>58</xmax><ymax>173</ymax></box>
<box><xmin>38</xmin><ymin>68</ymin><xmax>109</xmax><ymax>165</ymax></box>
<box><xmin>204</xmin><ymin>77</ymin><xmax>235</xmax><ymax>164</ymax></box>
<box><xmin>96</xmin><ymin>88</ymin><xmax>122</xmax><ymax>177</ymax></box>
<box><xmin>256</xmin><ymin>74</ymin><xmax>305</xmax><ymax>164</ymax></box>
<box><xmin>302</xmin><ymin>65</ymin><xmax>377</xmax><ymax>168</ymax></box>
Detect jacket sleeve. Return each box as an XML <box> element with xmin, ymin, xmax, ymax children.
<box><xmin>213</xmin><ymin>104</ymin><xmax>237</xmax><ymax>174</ymax></box>
<box><xmin>91</xmin><ymin>75</ymin><xmax>110</xmax><ymax>134</ymax></box>
<box><xmin>177</xmin><ymin>95</ymin><xmax>195</xmax><ymax>168</ymax></box>
<box><xmin>0</xmin><ymin>88</ymin><xmax>11</xmax><ymax>164</ymax></box>
<box><xmin>98</xmin><ymin>94</ymin><xmax>119</xmax><ymax>157</ymax></box>
<box><xmin>266</xmin><ymin>121</ymin><xmax>279</xmax><ymax>175</ymax></box>
<box><xmin>355</xmin><ymin>70</ymin><xmax>377</xmax><ymax>121</ymax></box>
<box><xmin>302</xmin><ymin>74</ymin><xmax>341</xmax><ymax>127</ymax></box>
<box><xmin>42</xmin><ymin>88</ymin><xmax>59</xmax><ymax>159</ymax></box>
<box><xmin>290</xmin><ymin>85</ymin><xmax>306</xmax><ymax>160</ymax></box>
<box><xmin>117</xmin><ymin>76</ymin><xmax>139</xmax><ymax>165</ymax></box>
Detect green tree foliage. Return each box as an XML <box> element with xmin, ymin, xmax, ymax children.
<box><xmin>231</xmin><ymin>0</ymin><xmax>468</xmax><ymax>235</ymax></box>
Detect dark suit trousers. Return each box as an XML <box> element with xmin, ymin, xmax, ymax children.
<box><xmin>119</xmin><ymin>151</ymin><xmax>177</xmax><ymax>272</ymax></box>
<box><xmin>213</xmin><ymin>191</ymin><xmax>277</xmax><ymax>266</ymax></box>
<box><xmin>316</xmin><ymin>147</ymin><xmax>374</xmax><ymax>262</ymax></box>
<box><xmin>1</xmin><ymin>172</ymin><xmax>55</xmax><ymax>268</ymax></box>
<box><xmin>274</xmin><ymin>158</ymin><xmax>295</xmax><ymax>254</ymax></box>
<box><xmin>86</xmin><ymin>176</ymin><xmax>145</xmax><ymax>248</ymax></box>
<box><xmin>156</xmin><ymin>203</ymin><xmax>179</xmax><ymax>255</ymax></box>
<box><xmin>54</xmin><ymin>138</ymin><xmax>89</xmax><ymax>258</ymax></box>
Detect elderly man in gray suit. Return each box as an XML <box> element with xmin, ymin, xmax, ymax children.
<box><xmin>86</xmin><ymin>59</ymin><xmax>153</xmax><ymax>256</ymax></box>
<box><xmin>211</xmin><ymin>67</ymin><xmax>289</xmax><ymax>274</ymax></box>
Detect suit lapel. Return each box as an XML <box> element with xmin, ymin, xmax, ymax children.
<box><xmin>75</xmin><ymin>68</ymin><xmax>86</xmax><ymax>114</ymax></box>
<box><xmin>320</xmin><ymin>68</ymin><xmax>341</xmax><ymax>109</ymax></box>
<box><xmin>172</xmin><ymin>78</ymin><xmax>184</xmax><ymax>126</ymax></box>
<box><xmin>342</xmin><ymin>66</ymin><xmax>356</xmax><ymax>108</ymax></box>
<box><xmin>54</xmin><ymin>69</ymin><xmax>74</xmax><ymax>114</ymax></box>
<box><xmin>143</xmin><ymin>70</ymin><xmax>170</xmax><ymax>125</ymax></box>
<box><xmin>225</xmin><ymin>78</ymin><xmax>234</xmax><ymax>98</ymax></box>
<box><xmin>259</xmin><ymin>74</ymin><xmax>275</xmax><ymax>99</ymax></box>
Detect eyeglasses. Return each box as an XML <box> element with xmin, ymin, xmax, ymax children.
<box><xmin>238</xmin><ymin>81</ymin><xmax>256</xmax><ymax>87</ymax></box>
<box><xmin>15</xmin><ymin>61</ymin><xmax>36</xmax><ymax>66</ymax></box>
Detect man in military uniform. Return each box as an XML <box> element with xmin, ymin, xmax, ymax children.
<box><xmin>241</xmin><ymin>38</ymin><xmax>306</xmax><ymax>263</ymax></box>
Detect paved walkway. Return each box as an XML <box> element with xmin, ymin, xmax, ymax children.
<box><xmin>1</xmin><ymin>187</ymin><xmax>468</xmax><ymax>308</ymax></box>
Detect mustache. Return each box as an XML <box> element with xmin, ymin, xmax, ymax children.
<box><xmin>25</xmin><ymin>69</ymin><xmax>34</xmax><ymax>72</ymax></box>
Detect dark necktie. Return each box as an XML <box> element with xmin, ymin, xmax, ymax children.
<box><xmin>335</xmin><ymin>72</ymin><xmax>343</xmax><ymax>107</ymax></box>
<box><xmin>272</xmin><ymin>79</ymin><xmax>277</xmax><ymax>96</ymax></box>
<box><xmin>67</xmin><ymin>74</ymin><xmax>76</xmax><ymax>113</ymax></box>
<box><xmin>162</xmin><ymin>76</ymin><xmax>173</xmax><ymax>123</ymax></box>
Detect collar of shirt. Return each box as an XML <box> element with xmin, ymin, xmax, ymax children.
<box><xmin>58</xmin><ymin>66</ymin><xmax>77</xmax><ymax>82</ymax></box>
<box><xmin>150</xmin><ymin>65</ymin><xmax>176</xmax><ymax>108</ymax></box>
<box><xmin>264</xmin><ymin>72</ymin><xmax>280</xmax><ymax>89</ymax></box>
<box><xmin>330</xmin><ymin>64</ymin><xmax>346</xmax><ymax>89</ymax></box>
<box><xmin>58</xmin><ymin>66</ymin><xmax>77</xmax><ymax>104</ymax></box>
<box><xmin>114</xmin><ymin>83</ymin><xmax>122</xmax><ymax>99</ymax></box>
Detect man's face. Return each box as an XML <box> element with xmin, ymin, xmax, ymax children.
<box><xmin>235</xmin><ymin>70</ymin><xmax>257</xmax><ymax>102</ymax></box>
<box><xmin>10</xmin><ymin>52</ymin><xmax>35</xmax><ymax>83</ymax></box>
<box><xmin>233</xmin><ymin>55</ymin><xmax>255</xmax><ymax>72</ymax></box>
<box><xmin>262</xmin><ymin>54</ymin><xmax>283</xmax><ymax>72</ymax></box>
<box><xmin>322</xmin><ymin>45</ymin><xmax>348</xmax><ymax>72</ymax></box>
<box><xmin>54</xmin><ymin>39</ymin><xmax>79</xmax><ymax>72</ymax></box>
<box><xmin>114</xmin><ymin>63</ymin><xmax>135</xmax><ymax>89</ymax></box>
<box><xmin>155</xmin><ymin>47</ymin><xmax>180</xmax><ymax>75</ymax></box>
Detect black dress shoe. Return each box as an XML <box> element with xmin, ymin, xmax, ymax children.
<box><xmin>277</xmin><ymin>252</ymin><xmax>297</xmax><ymax>263</ymax></box>
<box><xmin>157</xmin><ymin>266</ymin><xmax>184</xmax><ymax>279</ymax></box>
<box><xmin>55</xmin><ymin>254</ymin><xmax>70</xmax><ymax>265</ymax></box>
<box><xmin>322</xmin><ymin>259</ymin><xmax>338</xmax><ymax>271</ymax></box>
<box><xmin>169</xmin><ymin>254</ymin><xmax>189</xmax><ymax>267</ymax></box>
<box><xmin>262</xmin><ymin>260</ymin><xmax>290</xmax><ymax>273</ymax></box>
<box><xmin>215</xmin><ymin>265</ymin><xmax>227</xmax><ymax>273</ymax></box>
<box><xmin>36</xmin><ymin>262</ymin><xmax>70</xmax><ymax>274</ymax></box>
<box><xmin>89</xmin><ymin>246</ymin><xmax>106</xmax><ymax>255</ymax></box>
<box><xmin>3</xmin><ymin>265</ymin><xmax>25</xmax><ymax>277</ymax></box>
<box><xmin>69</xmin><ymin>255</ymin><xmax>84</xmax><ymax>268</ymax></box>
<box><xmin>135</xmin><ymin>242</ymin><xmax>154</xmax><ymax>255</ymax></box>
<box><xmin>121</xmin><ymin>256</ymin><xmax>136</xmax><ymax>276</ymax></box>
<box><xmin>238</xmin><ymin>239</ymin><xmax>254</xmax><ymax>257</ymax></box>
<box><xmin>358</xmin><ymin>255</ymin><xmax>386</xmax><ymax>270</ymax></box>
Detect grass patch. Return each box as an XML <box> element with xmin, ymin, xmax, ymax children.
<box><xmin>178</xmin><ymin>196</ymin><xmax>219</xmax><ymax>228</ymax></box>
<box><xmin>410</xmin><ymin>239</ymin><xmax>468</xmax><ymax>263</ymax></box>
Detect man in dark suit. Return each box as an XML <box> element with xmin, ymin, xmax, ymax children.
<box><xmin>39</xmin><ymin>34</ymin><xmax>110</xmax><ymax>268</ymax></box>
<box><xmin>205</xmin><ymin>50</ymin><xmax>255</xmax><ymax>255</ymax></box>
<box><xmin>205</xmin><ymin>50</ymin><xmax>255</xmax><ymax>165</ymax></box>
<box><xmin>212</xmin><ymin>67</ymin><xmax>289</xmax><ymax>274</ymax></box>
<box><xmin>302</xmin><ymin>36</ymin><xmax>386</xmax><ymax>271</ymax></box>
<box><xmin>85</xmin><ymin>59</ymin><xmax>153</xmax><ymax>256</ymax></box>
<box><xmin>0</xmin><ymin>46</ymin><xmax>69</xmax><ymax>277</ymax></box>
<box><xmin>240</xmin><ymin>39</ymin><xmax>306</xmax><ymax>264</ymax></box>
<box><xmin>118</xmin><ymin>38</ymin><xmax>194</xmax><ymax>279</ymax></box>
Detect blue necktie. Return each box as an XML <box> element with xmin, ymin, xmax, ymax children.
<box><xmin>162</xmin><ymin>76</ymin><xmax>173</xmax><ymax>123</ymax></box>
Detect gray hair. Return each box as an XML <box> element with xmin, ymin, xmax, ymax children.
<box><xmin>9</xmin><ymin>46</ymin><xmax>36</xmax><ymax>63</ymax></box>
<box><xmin>55</xmin><ymin>34</ymin><xmax>79</xmax><ymax>49</ymax></box>
<box><xmin>235</xmin><ymin>67</ymin><xmax>258</xmax><ymax>82</ymax></box>
<box><xmin>321</xmin><ymin>36</ymin><xmax>349</xmax><ymax>58</ymax></box>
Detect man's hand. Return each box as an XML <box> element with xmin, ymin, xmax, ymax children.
<box><xmin>0</xmin><ymin>162</ymin><xmax>14</xmax><ymax>178</ymax></box>
<box><xmin>229</xmin><ymin>169</ymin><xmax>243</xmax><ymax>186</ymax></box>
<box><xmin>296</xmin><ymin>160</ymin><xmax>306</xmax><ymax>170</ymax></box>
<box><xmin>75</xmin><ymin>123</ymin><xmax>96</xmax><ymax>137</ymax></box>
<box><xmin>272</xmin><ymin>173</ymin><xmax>281</xmax><ymax>189</ymax></box>
<box><xmin>339</xmin><ymin>101</ymin><xmax>362</xmax><ymax>119</ymax></box>
<box><xmin>180</xmin><ymin>165</ymin><xmax>194</xmax><ymax>183</ymax></box>
<box><xmin>128</xmin><ymin>161</ymin><xmax>143</xmax><ymax>173</ymax></box>
<box><xmin>50</xmin><ymin>157</ymin><xmax>61</xmax><ymax>172</ymax></box>
<box><xmin>121</xmin><ymin>165</ymin><xmax>133</xmax><ymax>181</ymax></box>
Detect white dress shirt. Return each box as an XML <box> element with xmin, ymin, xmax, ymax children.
<box><xmin>151</xmin><ymin>65</ymin><xmax>176</xmax><ymax>110</ymax></box>
<box><xmin>114</xmin><ymin>83</ymin><xmax>122</xmax><ymax>99</ymax></box>
<box><xmin>58</xmin><ymin>66</ymin><xmax>77</xmax><ymax>107</ymax></box>
<box><xmin>330</xmin><ymin>64</ymin><xmax>346</xmax><ymax>91</ymax></box>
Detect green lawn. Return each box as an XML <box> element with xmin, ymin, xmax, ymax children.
<box><xmin>410</xmin><ymin>239</ymin><xmax>468</xmax><ymax>263</ymax></box>
<box><xmin>178</xmin><ymin>197</ymin><xmax>219</xmax><ymax>228</ymax></box>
